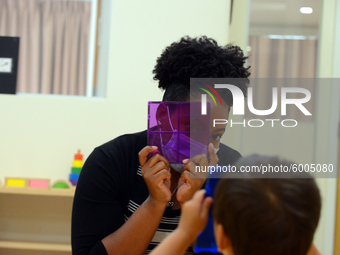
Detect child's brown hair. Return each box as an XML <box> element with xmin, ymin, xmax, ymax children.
<box><xmin>213</xmin><ymin>155</ymin><xmax>321</xmax><ymax>255</ymax></box>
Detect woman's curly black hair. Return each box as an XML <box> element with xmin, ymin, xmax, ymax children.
<box><xmin>153</xmin><ymin>36</ymin><xmax>251</xmax><ymax>106</ymax></box>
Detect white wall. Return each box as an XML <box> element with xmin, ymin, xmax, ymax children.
<box><xmin>0</xmin><ymin>0</ymin><xmax>230</xmax><ymax>183</ymax></box>
<box><xmin>222</xmin><ymin>0</ymin><xmax>250</xmax><ymax>153</ymax></box>
<box><xmin>312</xmin><ymin>0</ymin><xmax>339</xmax><ymax>254</ymax></box>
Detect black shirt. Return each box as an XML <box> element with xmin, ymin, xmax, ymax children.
<box><xmin>71</xmin><ymin>130</ymin><xmax>241</xmax><ymax>255</ymax></box>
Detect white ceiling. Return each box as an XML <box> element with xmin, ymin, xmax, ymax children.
<box><xmin>249</xmin><ymin>0</ymin><xmax>321</xmax><ymax>27</ymax></box>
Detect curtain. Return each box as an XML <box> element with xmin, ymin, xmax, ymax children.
<box><xmin>248</xmin><ymin>36</ymin><xmax>317</xmax><ymax>78</ymax></box>
<box><xmin>246</xmin><ymin>36</ymin><xmax>317</xmax><ymax>121</ymax></box>
<box><xmin>0</xmin><ymin>0</ymin><xmax>91</xmax><ymax>95</ymax></box>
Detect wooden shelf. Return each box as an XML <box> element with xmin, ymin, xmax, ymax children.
<box><xmin>0</xmin><ymin>187</ymin><xmax>75</xmax><ymax>197</ymax></box>
<box><xmin>0</xmin><ymin>241</ymin><xmax>71</xmax><ymax>252</ymax></box>
<box><xmin>0</xmin><ymin>184</ymin><xmax>74</xmax><ymax>255</ymax></box>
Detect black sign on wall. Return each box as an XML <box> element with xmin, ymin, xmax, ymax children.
<box><xmin>0</xmin><ymin>36</ymin><xmax>20</xmax><ymax>94</ymax></box>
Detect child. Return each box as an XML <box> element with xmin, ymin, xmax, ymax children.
<box><xmin>150</xmin><ymin>155</ymin><xmax>322</xmax><ymax>255</ymax></box>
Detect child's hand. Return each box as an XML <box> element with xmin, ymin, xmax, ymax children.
<box><xmin>149</xmin><ymin>190</ymin><xmax>213</xmax><ymax>255</ymax></box>
<box><xmin>177</xmin><ymin>189</ymin><xmax>213</xmax><ymax>241</ymax></box>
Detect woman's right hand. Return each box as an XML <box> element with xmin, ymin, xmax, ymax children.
<box><xmin>138</xmin><ymin>146</ymin><xmax>171</xmax><ymax>206</ymax></box>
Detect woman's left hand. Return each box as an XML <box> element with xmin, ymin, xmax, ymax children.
<box><xmin>176</xmin><ymin>143</ymin><xmax>219</xmax><ymax>207</ymax></box>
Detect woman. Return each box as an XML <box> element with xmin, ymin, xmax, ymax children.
<box><xmin>71</xmin><ymin>36</ymin><xmax>250</xmax><ymax>255</ymax></box>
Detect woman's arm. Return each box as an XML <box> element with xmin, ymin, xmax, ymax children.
<box><xmin>102</xmin><ymin>196</ymin><xmax>167</xmax><ymax>255</ymax></box>
<box><xmin>72</xmin><ymin>144</ymin><xmax>171</xmax><ymax>255</ymax></box>
<box><xmin>150</xmin><ymin>190</ymin><xmax>212</xmax><ymax>255</ymax></box>
<box><xmin>102</xmin><ymin>146</ymin><xmax>172</xmax><ymax>255</ymax></box>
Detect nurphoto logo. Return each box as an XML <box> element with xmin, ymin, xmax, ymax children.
<box><xmin>199</xmin><ymin>83</ymin><xmax>312</xmax><ymax>128</ymax></box>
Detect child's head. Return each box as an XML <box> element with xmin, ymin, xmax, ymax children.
<box><xmin>213</xmin><ymin>155</ymin><xmax>321</xmax><ymax>255</ymax></box>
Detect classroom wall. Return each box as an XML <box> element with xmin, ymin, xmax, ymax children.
<box><xmin>0</xmin><ymin>0</ymin><xmax>230</xmax><ymax>182</ymax></box>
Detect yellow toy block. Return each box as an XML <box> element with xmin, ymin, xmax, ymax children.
<box><xmin>72</xmin><ymin>160</ymin><xmax>83</xmax><ymax>168</ymax></box>
<box><xmin>5</xmin><ymin>178</ymin><xmax>27</xmax><ymax>188</ymax></box>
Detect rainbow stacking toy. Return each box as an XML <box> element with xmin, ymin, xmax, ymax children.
<box><xmin>69</xmin><ymin>150</ymin><xmax>83</xmax><ymax>186</ymax></box>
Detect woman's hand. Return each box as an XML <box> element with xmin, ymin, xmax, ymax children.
<box><xmin>139</xmin><ymin>146</ymin><xmax>171</xmax><ymax>206</ymax></box>
<box><xmin>176</xmin><ymin>143</ymin><xmax>219</xmax><ymax>207</ymax></box>
<box><xmin>177</xmin><ymin>190</ymin><xmax>213</xmax><ymax>241</ymax></box>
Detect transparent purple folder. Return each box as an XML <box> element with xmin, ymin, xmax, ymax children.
<box><xmin>147</xmin><ymin>101</ymin><xmax>210</xmax><ymax>164</ymax></box>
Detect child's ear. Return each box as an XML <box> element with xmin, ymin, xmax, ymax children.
<box><xmin>214</xmin><ymin>222</ymin><xmax>232</xmax><ymax>255</ymax></box>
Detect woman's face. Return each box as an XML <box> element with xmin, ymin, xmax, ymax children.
<box><xmin>157</xmin><ymin>98</ymin><xmax>229</xmax><ymax>150</ymax></box>
<box><xmin>189</xmin><ymin>97</ymin><xmax>230</xmax><ymax>149</ymax></box>
<box><xmin>209</xmin><ymin>102</ymin><xmax>230</xmax><ymax>149</ymax></box>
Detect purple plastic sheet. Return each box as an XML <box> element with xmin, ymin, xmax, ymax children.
<box><xmin>147</xmin><ymin>101</ymin><xmax>210</xmax><ymax>164</ymax></box>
